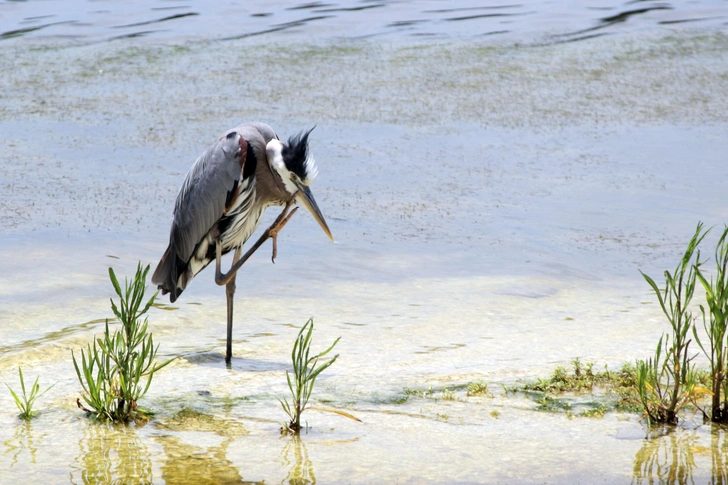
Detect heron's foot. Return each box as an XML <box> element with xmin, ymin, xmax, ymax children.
<box><xmin>268</xmin><ymin>197</ymin><xmax>299</xmax><ymax>263</ymax></box>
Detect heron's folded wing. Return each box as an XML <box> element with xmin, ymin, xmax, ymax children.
<box><xmin>171</xmin><ymin>134</ymin><xmax>244</xmax><ymax>264</ymax></box>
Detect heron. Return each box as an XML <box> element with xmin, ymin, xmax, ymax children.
<box><xmin>152</xmin><ymin>122</ymin><xmax>334</xmax><ymax>364</ymax></box>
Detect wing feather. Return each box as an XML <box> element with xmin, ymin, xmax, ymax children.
<box><xmin>171</xmin><ymin>133</ymin><xmax>244</xmax><ymax>263</ymax></box>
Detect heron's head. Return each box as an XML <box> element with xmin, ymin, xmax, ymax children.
<box><xmin>266</xmin><ymin>127</ymin><xmax>334</xmax><ymax>242</ymax></box>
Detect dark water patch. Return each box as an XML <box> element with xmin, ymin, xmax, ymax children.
<box><xmin>152</xmin><ymin>6</ymin><xmax>192</xmax><ymax>11</ymax></box>
<box><xmin>250</xmin><ymin>332</ymin><xmax>277</xmax><ymax>337</ymax></box>
<box><xmin>549</xmin><ymin>5</ymin><xmax>672</xmax><ymax>43</ymax></box>
<box><xmin>112</xmin><ymin>12</ymin><xmax>199</xmax><ymax>29</ymax></box>
<box><xmin>0</xmin><ymin>21</ymin><xmax>74</xmax><ymax>39</ymax></box>
<box><xmin>602</xmin><ymin>6</ymin><xmax>672</xmax><ymax>24</ymax></box>
<box><xmin>183</xmin><ymin>352</ymin><xmax>288</xmax><ymax>372</ymax></box>
<box><xmin>481</xmin><ymin>29</ymin><xmax>510</xmax><ymax>37</ymax></box>
<box><xmin>386</xmin><ymin>19</ymin><xmax>429</xmax><ymax>27</ymax></box>
<box><xmin>414</xmin><ymin>343</ymin><xmax>466</xmax><ymax>354</ymax></box>
<box><xmin>314</xmin><ymin>4</ymin><xmax>386</xmax><ymax>13</ymax></box>
<box><xmin>21</xmin><ymin>15</ymin><xmax>56</xmax><ymax>22</ymax></box>
<box><xmin>659</xmin><ymin>16</ymin><xmax>724</xmax><ymax>24</ymax></box>
<box><xmin>444</xmin><ymin>12</ymin><xmax>528</xmax><ymax>22</ymax></box>
<box><xmin>151</xmin><ymin>302</ymin><xmax>179</xmax><ymax>311</ymax></box>
<box><xmin>108</xmin><ymin>30</ymin><xmax>161</xmax><ymax>41</ymax></box>
<box><xmin>554</xmin><ymin>32</ymin><xmax>612</xmax><ymax>44</ymax></box>
<box><xmin>272</xmin><ymin>14</ymin><xmax>335</xmax><ymax>28</ymax></box>
<box><xmin>424</xmin><ymin>5</ymin><xmax>523</xmax><ymax>14</ymax></box>
<box><xmin>221</xmin><ymin>15</ymin><xmax>333</xmax><ymax>40</ymax></box>
<box><xmin>182</xmin><ymin>351</ymin><xmax>227</xmax><ymax>365</ymax></box>
<box><xmin>287</xmin><ymin>2</ymin><xmax>336</xmax><ymax>10</ymax></box>
<box><xmin>221</xmin><ymin>26</ymin><xmax>288</xmax><ymax>40</ymax></box>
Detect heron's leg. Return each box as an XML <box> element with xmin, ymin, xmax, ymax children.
<box><xmin>224</xmin><ymin>246</ymin><xmax>242</xmax><ymax>365</ymax></box>
<box><xmin>214</xmin><ymin>194</ymin><xmax>300</xmax><ymax>286</ymax></box>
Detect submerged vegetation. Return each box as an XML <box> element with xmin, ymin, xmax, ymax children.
<box><xmin>519</xmin><ymin>359</ymin><xmax>642</xmax><ymax>416</ymax></box>
<box><xmin>279</xmin><ymin>318</ymin><xmax>340</xmax><ymax>434</ymax></box>
<box><xmin>4</xmin><ymin>367</ymin><xmax>54</xmax><ymax>420</ymax></box>
<box><xmin>72</xmin><ymin>264</ymin><xmax>173</xmax><ymax>422</ymax></box>
<box><xmin>396</xmin><ymin>359</ymin><xmax>639</xmax><ymax>417</ymax></box>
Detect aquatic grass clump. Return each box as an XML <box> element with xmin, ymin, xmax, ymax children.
<box><xmin>522</xmin><ymin>358</ymin><xmax>610</xmax><ymax>393</ymax></box>
<box><xmin>467</xmin><ymin>381</ymin><xmax>492</xmax><ymax>397</ymax></box>
<box><xmin>5</xmin><ymin>367</ymin><xmax>54</xmax><ymax>420</ymax></box>
<box><xmin>73</xmin><ymin>264</ymin><xmax>173</xmax><ymax>422</ymax></box>
<box><xmin>694</xmin><ymin>226</ymin><xmax>728</xmax><ymax>422</ymax></box>
<box><xmin>279</xmin><ymin>318</ymin><xmax>340</xmax><ymax>434</ymax></box>
<box><xmin>637</xmin><ymin>223</ymin><xmax>711</xmax><ymax>425</ymax></box>
<box><xmin>518</xmin><ymin>360</ymin><xmax>642</xmax><ymax>414</ymax></box>
<box><xmin>580</xmin><ymin>403</ymin><xmax>608</xmax><ymax>418</ymax></box>
<box><xmin>403</xmin><ymin>386</ymin><xmax>435</xmax><ymax>399</ymax></box>
<box><xmin>402</xmin><ymin>382</ymin><xmax>491</xmax><ymax>402</ymax></box>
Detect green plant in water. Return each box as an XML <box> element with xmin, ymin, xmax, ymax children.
<box><xmin>73</xmin><ymin>264</ymin><xmax>174</xmax><ymax>422</ymax></box>
<box><xmin>693</xmin><ymin>225</ymin><xmax>728</xmax><ymax>422</ymax></box>
<box><xmin>5</xmin><ymin>367</ymin><xmax>54</xmax><ymax>420</ymax></box>
<box><xmin>519</xmin><ymin>360</ymin><xmax>642</xmax><ymax>413</ymax></box>
<box><xmin>441</xmin><ymin>388</ymin><xmax>457</xmax><ymax>401</ymax></box>
<box><xmin>279</xmin><ymin>318</ymin><xmax>340</xmax><ymax>434</ymax></box>
<box><xmin>404</xmin><ymin>386</ymin><xmax>435</xmax><ymax>398</ymax></box>
<box><xmin>521</xmin><ymin>359</ymin><xmax>605</xmax><ymax>394</ymax></box>
<box><xmin>580</xmin><ymin>403</ymin><xmax>607</xmax><ymax>418</ymax></box>
<box><xmin>637</xmin><ymin>223</ymin><xmax>711</xmax><ymax>425</ymax></box>
<box><xmin>467</xmin><ymin>381</ymin><xmax>492</xmax><ymax>397</ymax></box>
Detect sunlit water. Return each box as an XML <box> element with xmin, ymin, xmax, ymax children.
<box><xmin>2</xmin><ymin>1</ymin><xmax>728</xmax><ymax>483</ymax></box>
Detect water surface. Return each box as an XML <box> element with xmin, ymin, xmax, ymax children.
<box><xmin>2</xmin><ymin>0</ymin><xmax>728</xmax><ymax>44</ymax></box>
<box><xmin>1</xmin><ymin>3</ymin><xmax>728</xmax><ymax>484</ymax></box>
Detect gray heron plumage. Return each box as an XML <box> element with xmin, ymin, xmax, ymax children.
<box><xmin>152</xmin><ymin>122</ymin><xmax>333</xmax><ymax>363</ymax></box>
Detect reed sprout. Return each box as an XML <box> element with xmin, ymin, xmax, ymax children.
<box><xmin>279</xmin><ymin>318</ymin><xmax>340</xmax><ymax>434</ymax></box>
<box><xmin>5</xmin><ymin>367</ymin><xmax>54</xmax><ymax>420</ymax></box>
<box><xmin>73</xmin><ymin>263</ymin><xmax>173</xmax><ymax>422</ymax></box>
<box><xmin>694</xmin><ymin>226</ymin><xmax>728</xmax><ymax>422</ymax></box>
<box><xmin>637</xmin><ymin>223</ymin><xmax>710</xmax><ymax>424</ymax></box>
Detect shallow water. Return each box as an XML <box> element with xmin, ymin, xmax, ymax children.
<box><xmin>2</xmin><ymin>2</ymin><xmax>728</xmax><ymax>484</ymax></box>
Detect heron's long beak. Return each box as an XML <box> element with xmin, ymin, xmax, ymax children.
<box><xmin>293</xmin><ymin>181</ymin><xmax>334</xmax><ymax>242</ymax></box>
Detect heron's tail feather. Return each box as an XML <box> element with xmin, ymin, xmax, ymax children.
<box><xmin>152</xmin><ymin>243</ymin><xmax>185</xmax><ymax>303</ymax></box>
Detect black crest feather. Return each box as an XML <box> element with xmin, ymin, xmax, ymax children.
<box><xmin>282</xmin><ymin>126</ymin><xmax>316</xmax><ymax>181</ymax></box>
